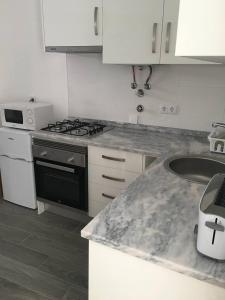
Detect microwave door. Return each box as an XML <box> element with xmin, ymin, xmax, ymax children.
<box><xmin>4</xmin><ymin>109</ymin><xmax>23</xmax><ymax>124</ymax></box>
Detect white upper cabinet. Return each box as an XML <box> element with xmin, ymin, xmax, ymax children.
<box><xmin>161</xmin><ymin>0</ymin><xmax>210</xmax><ymax>64</ymax></box>
<box><xmin>42</xmin><ymin>0</ymin><xmax>102</xmax><ymax>52</ymax></box>
<box><xmin>176</xmin><ymin>0</ymin><xmax>225</xmax><ymax>63</ymax></box>
<box><xmin>102</xmin><ymin>0</ymin><xmax>211</xmax><ymax>65</ymax></box>
<box><xmin>41</xmin><ymin>0</ymin><xmax>218</xmax><ymax>63</ymax></box>
<box><xmin>103</xmin><ymin>0</ymin><xmax>164</xmax><ymax>64</ymax></box>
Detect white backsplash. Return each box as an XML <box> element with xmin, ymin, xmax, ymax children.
<box><xmin>67</xmin><ymin>54</ymin><xmax>225</xmax><ymax>132</ymax></box>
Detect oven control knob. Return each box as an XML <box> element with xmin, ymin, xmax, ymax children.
<box><xmin>27</xmin><ymin>109</ymin><xmax>33</xmax><ymax>115</ymax></box>
<box><xmin>40</xmin><ymin>151</ymin><xmax>47</xmax><ymax>157</ymax></box>
<box><xmin>67</xmin><ymin>157</ymin><xmax>74</xmax><ymax>163</ymax></box>
<box><xmin>27</xmin><ymin>117</ymin><xmax>34</xmax><ymax>124</ymax></box>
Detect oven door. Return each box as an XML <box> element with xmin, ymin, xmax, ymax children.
<box><xmin>34</xmin><ymin>159</ymin><xmax>87</xmax><ymax>211</ymax></box>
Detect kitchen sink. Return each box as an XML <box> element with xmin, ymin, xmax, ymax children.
<box><xmin>164</xmin><ymin>155</ymin><xmax>225</xmax><ymax>184</ymax></box>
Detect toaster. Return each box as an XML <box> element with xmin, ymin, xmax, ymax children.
<box><xmin>197</xmin><ymin>173</ymin><xmax>225</xmax><ymax>260</ymax></box>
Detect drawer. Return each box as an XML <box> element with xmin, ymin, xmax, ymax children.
<box><xmin>89</xmin><ymin>182</ymin><xmax>122</xmax><ymax>217</ymax></box>
<box><xmin>88</xmin><ymin>146</ymin><xmax>144</xmax><ymax>173</ymax></box>
<box><xmin>88</xmin><ymin>164</ymin><xmax>140</xmax><ymax>190</ymax></box>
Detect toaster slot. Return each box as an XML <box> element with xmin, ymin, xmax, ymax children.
<box><xmin>215</xmin><ymin>179</ymin><xmax>225</xmax><ymax>208</ymax></box>
<box><xmin>205</xmin><ymin>218</ymin><xmax>225</xmax><ymax>244</ymax></box>
<box><xmin>212</xmin><ymin>218</ymin><xmax>218</xmax><ymax>245</ymax></box>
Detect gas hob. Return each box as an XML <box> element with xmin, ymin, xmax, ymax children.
<box><xmin>41</xmin><ymin>119</ymin><xmax>112</xmax><ymax>138</ymax></box>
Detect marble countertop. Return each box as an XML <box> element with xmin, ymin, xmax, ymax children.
<box><xmin>32</xmin><ymin>126</ymin><xmax>207</xmax><ymax>156</ymax></box>
<box><xmin>80</xmin><ymin>128</ymin><xmax>225</xmax><ymax>290</ymax></box>
<box><xmin>32</xmin><ymin>126</ymin><xmax>225</xmax><ymax>289</ymax></box>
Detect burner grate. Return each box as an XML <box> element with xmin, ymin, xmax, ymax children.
<box><xmin>42</xmin><ymin>119</ymin><xmax>106</xmax><ymax>137</ymax></box>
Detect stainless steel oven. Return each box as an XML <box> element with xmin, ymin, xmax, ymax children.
<box><xmin>33</xmin><ymin>139</ymin><xmax>88</xmax><ymax>211</ymax></box>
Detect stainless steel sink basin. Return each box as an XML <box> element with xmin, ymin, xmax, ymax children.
<box><xmin>164</xmin><ymin>155</ymin><xmax>225</xmax><ymax>184</ymax></box>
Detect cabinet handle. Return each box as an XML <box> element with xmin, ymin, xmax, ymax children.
<box><xmin>102</xmin><ymin>155</ymin><xmax>125</xmax><ymax>162</ymax></box>
<box><xmin>165</xmin><ymin>22</ymin><xmax>172</xmax><ymax>53</ymax></box>
<box><xmin>152</xmin><ymin>23</ymin><xmax>158</xmax><ymax>53</ymax></box>
<box><xmin>102</xmin><ymin>174</ymin><xmax>125</xmax><ymax>183</ymax></box>
<box><xmin>36</xmin><ymin>160</ymin><xmax>75</xmax><ymax>173</ymax></box>
<box><xmin>102</xmin><ymin>193</ymin><xmax>115</xmax><ymax>200</ymax></box>
<box><xmin>94</xmin><ymin>7</ymin><xmax>99</xmax><ymax>36</ymax></box>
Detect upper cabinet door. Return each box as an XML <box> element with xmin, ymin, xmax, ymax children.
<box><xmin>176</xmin><ymin>0</ymin><xmax>225</xmax><ymax>63</ymax></box>
<box><xmin>161</xmin><ymin>0</ymin><xmax>211</xmax><ymax>64</ymax></box>
<box><xmin>42</xmin><ymin>0</ymin><xmax>102</xmax><ymax>50</ymax></box>
<box><xmin>103</xmin><ymin>0</ymin><xmax>164</xmax><ymax>64</ymax></box>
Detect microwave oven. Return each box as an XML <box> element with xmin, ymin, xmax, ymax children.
<box><xmin>0</xmin><ymin>102</ymin><xmax>53</xmax><ymax>130</ymax></box>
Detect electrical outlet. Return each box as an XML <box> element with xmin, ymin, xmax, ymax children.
<box><xmin>159</xmin><ymin>105</ymin><xmax>168</xmax><ymax>114</ymax></box>
<box><xmin>159</xmin><ymin>104</ymin><xmax>178</xmax><ymax>115</ymax></box>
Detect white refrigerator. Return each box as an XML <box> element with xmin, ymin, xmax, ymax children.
<box><xmin>0</xmin><ymin>127</ymin><xmax>37</xmax><ymax>209</ymax></box>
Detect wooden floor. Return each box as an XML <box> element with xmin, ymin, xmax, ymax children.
<box><xmin>0</xmin><ymin>200</ymin><xmax>90</xmax><ymax>300</ymax></box>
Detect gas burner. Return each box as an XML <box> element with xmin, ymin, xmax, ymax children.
<box><xmin>45</xmin><ymin>123</ymin><xmax>68</xmax><ymax>133</ymax></box>
<box><xmin>42</xmin><ymin>119</ymin><xmax>112</xmax><ymax>138</ymax></box>
<box><xmin>69</xmin><ymin>128</ymin><xmax>89</xmax><ymax>136</ymax></box>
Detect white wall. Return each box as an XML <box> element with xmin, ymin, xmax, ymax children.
<box><xmin>67</xmin><ymin>54</ymin><xmax>225</xmax><ymax>131</ymax></box>
<box><xmin>1</xmin><ymin>1</ymin><xmax>225</xmax><ymax>132</ymax></box>
<box><xmin>0</xmin><ymin>0</ymin><xmax>68</xmax><ymax>120</ymax></box>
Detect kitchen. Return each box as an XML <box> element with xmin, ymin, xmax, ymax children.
<box><xmin>0</xmin><ymin>0</ymin><xmax>225</xmax><ymax>299</ymax></box>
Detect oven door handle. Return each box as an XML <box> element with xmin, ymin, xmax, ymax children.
<box><xmin>36</xmin><ymin>160</ymin><xmax>75</xmax><ymax>173</ymax></box>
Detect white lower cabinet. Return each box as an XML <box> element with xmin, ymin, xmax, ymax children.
<box><xmin>89</xmin><ymin>182</ymin><xmax>123</xmax><ymax>217</ymax></box>
<box><xmin>89</xmin><ymin>241</ymin><xmax>225</xmax><ymax>300</ymax></box>
<box><xmin>88</xmin><ymin>146</ymin><xmax>155</xmax><ymax>217</ymax></box>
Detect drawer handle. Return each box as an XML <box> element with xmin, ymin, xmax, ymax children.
<box><xmin>102</xmin><ymin>174</ymin><xmax>125</xmax><ymax>183</ymax></box>
<box><xmin>102</xmin><ymin>193</ymin><xmax>115</xmax><ymax>200</ymax></box>
<box><xmin>102</xmin><ymin>155</ymin><xmax>125</xmax><ymax>162</ymax></box>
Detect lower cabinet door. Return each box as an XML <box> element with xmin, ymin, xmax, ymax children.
<box><xmin>0</xmin><ymin>156</ymin><xmax>36</xmax><ymax>209</ymax></box>
<box><xmin>89</xmin><ymin>182</ymin><xmax>123</xmax><ymax>217</ymax></box>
